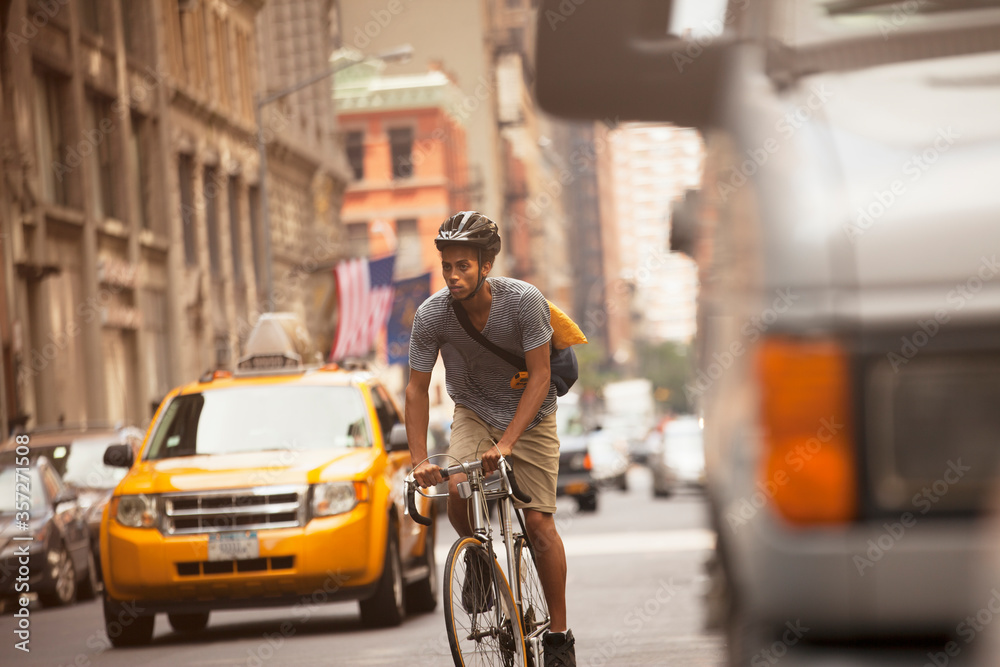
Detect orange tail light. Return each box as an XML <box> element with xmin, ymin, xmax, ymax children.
<box><xmin>583</xmin><ymin>453</ymin><xmax>592</xmax><ymax>471</ymax></box>
<box><xmin>758</xmin><ymin>337</ymin><xmax>856</xmax><ymax>525</ymax></box>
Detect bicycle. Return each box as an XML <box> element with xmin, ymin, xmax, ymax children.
<box><xmin>406</xmin><ymin>453</ymin><xmax>551</xmax><ymax>667</ymax></box>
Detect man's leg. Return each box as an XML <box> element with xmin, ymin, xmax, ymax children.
<box><xmin>523</xmin><ymin>509</ymin><xmax>568</xmax><ymax>632</ymax></box>
<box><xmin>447</xmin><ymin>474</ymin><xmax>473</xmax><ymax>537</ymax></box>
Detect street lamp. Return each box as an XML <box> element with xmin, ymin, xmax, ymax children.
<box><xmin>255</xmin><ymin>43</ymin><xmax>414</xmax><ymax>311</ymax></box>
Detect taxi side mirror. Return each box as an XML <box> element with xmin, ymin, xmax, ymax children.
<box><xmin>386</xmin><ymin>424</ymin><xmax>409</xmax><ymax>453</ymax></box>
<box><xmin>104</xmin><ymin>443</ymin><xmax>135</xmax><ymax>468</ymax></box>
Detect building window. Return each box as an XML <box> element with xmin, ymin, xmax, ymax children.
<box><xmin>84</xmin><ymin>93</ymin><xmax>120</xmax><ymax>220</ymax></box>
<box><xmin>204</xmin><ymin>167</ymin><xmax>221</xmax><ymax>276</ymax></box>
<box><xmin>345</xmin><ymin>131</ymin><xmax>364</xmax><ymax>181</ymax></box>
<box><xmin>214</xmin><ymin>15</ymin><xmax>231</xmax><ymax>110</ymax></box>
<box><xmin>228</xmin><ymin>178</ymin><xmax>243</xmax><ymax>284</ymax></box>
<box><xmin>347</xmin><ymin>222</ymin><xmax>369</xmax><ymax>258</ymax></box>
<box><xmin>142</xmin><ymin>289</ymin><xmax>171</xmax><ymax>407</ymax></box>
<box><xmin>389</xmin><ymin>128</ymin><xmax>413</xmax><ymax>179</ymax></box>
<box><xmin>79</xmin><ymin>0</ymin><xmax>103</xmax><ymax>36</ymax></box>
<box><xmin>178</xmin><ymin>155</ymin><xmax>197</xmax><ymax>266</ymax></box>
<box><xmin>33</xmin><ymin>72</ymin><xmax>75</xmax><ymax>208</ymax></box>
<box><xmin>248</xmin><ymin>185</ymin><xmax>262</xmax><ymax>287</ymax></box>
<box><xmin>129</xmin><ymin>112</ymin><xmax>153</xmax><ymax>230</ymax></box>
<box><xmin>396</xmin><ymin>219</ymin><xmax>421</xmax><ymax>277</ymax></box>
<box><xmin>122</xmin><ymin>0</ymin><xmax>151</xmax><ymax>63</ymax></box>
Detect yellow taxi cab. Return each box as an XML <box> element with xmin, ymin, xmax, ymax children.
<box><xmin>98</xmin><ymin>314</ymin><xmax>436</xmax><ymax>646</ymax></box>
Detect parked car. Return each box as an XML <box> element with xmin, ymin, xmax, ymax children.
<box><xmin>0</xmin><ymin>455</ymin><xmax>99</xmax><ymax>607</ymax></box>
<box><xmin>556</xmin><ymin>434</ymin><xmax>598</xmax><ymax>512</ymax></box>
<box><xmin>586</xmin><ymin>427</ymin><xmax>630</xmax><ymax>491</ymax></box>
<box><xmin>99</xmin><ymin>314</ymin><xmax>437</xmax><ymax>646</ymax></box>
<box><xmin>536</xmin><ymin>1</ymin><xmax>1000</xmax><ymax>662</ymax></box>
<box><xmin>649</xmin><ymin>416</ymin><xmax>705</xmax><ymax>498</ymax></box>
<box><xmin>1</xmin><ymin>425</ymin><xmax>143</xmax><ymax>577</ymax></box>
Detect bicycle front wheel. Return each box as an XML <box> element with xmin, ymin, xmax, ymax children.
<box><xmin>514</xmin><ymin>535</ymin><xmax>550</xmax><ymax>663</ymax></box>
<box><xmin>444</xmin><ymin>536</ymin><xmax>527</xmax><ymax>667</ymax></box>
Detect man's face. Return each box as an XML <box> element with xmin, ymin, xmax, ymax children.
<box><xmin>441</xmin><ymin>245</ymin><xmax>488</xmax><ymax>299</ymax></box>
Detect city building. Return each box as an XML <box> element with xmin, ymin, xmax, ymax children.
<box><xmin>332</xmin><ymin>54</ymin><xmax>471</xmax><ymax>410</ymax></box>
<box><xmin>601</xmin><ymin>123</ymin><xmax>704</xmax><ymax>345</ymax></box>
<box><xmin>335</xmin><ymin>0</ymin><xmax>499</xmax><ymax>264</ymax></box>
<box><xmin>0</xmin><ymin>0</ymin><xmax>347</xmax><ymax>433</ymax></box>
<box><xmin>333</xmin><ymin>54</ymin><xmax>470</xmax><ymax>284</ymax></box>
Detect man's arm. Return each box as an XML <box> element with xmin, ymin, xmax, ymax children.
<box><xmin>405</xmin><ymin>369</ymin><xmax>442</xmax><ymax>487</ymax></box>
<box><xmin>481</xmin><ymin>342</ymin><xmax>551</xmax><ymax>475</ymax></box>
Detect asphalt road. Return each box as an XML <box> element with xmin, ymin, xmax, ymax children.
<box><xmin>0</xmin><ymin>467</ymin><xmax>724</xmax><ymax>667</ymax></box>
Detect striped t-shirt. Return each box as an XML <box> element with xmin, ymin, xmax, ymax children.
<box><xmin>409</xmin><ymin>277</ymin><xmax>556</xmax><ymax>431</ymax></box>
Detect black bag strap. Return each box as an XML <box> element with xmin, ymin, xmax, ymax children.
<box><xmin>451</xmin><ymin>301</ymin><xmax>527</xmax><ymax>372</ymax></box>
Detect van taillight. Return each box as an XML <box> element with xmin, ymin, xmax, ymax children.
<box><xmin>757</xmin><ymin>338</ymin><xmax>856</xmax><ymax>525</ymax></box>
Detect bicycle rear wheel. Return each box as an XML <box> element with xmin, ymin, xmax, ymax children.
<box><xmin>514</xmin><ymin>535</ymin><xmax>550</xmax><ymax>666</ymax></box>
<box><xmin>444</xmin><ymin>536</ymin><xmax>527</xmax><ymax>667</ymax></box>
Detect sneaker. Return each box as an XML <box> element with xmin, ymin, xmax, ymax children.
<box><xmin>461</xmin><ymin>548</ymin><xmax>494</xmax><ymax>614</ymax></box>
<box><xmin>543</xmin><ymin>629</ymin><xmax>576</xmax><ymax>667</ymax></box>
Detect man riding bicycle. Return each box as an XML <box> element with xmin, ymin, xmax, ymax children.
<box><xmin>406</xmin><ymin>211</ymin><xmax>577</xmax><ymax>667</ymax></box>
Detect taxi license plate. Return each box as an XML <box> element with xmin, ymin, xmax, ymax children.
<box><xmin>208</xmin><ymin>531</ymin><xmax>259</xmax><ymax>561</ymax></box>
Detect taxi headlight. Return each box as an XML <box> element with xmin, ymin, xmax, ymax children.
<box><xmin>112</xmin><ymin>494</ymin><xmax>159</xmax><ymax>528</ymax></box>
<box><xmin>311</xmin><ymin>482</ymin><xmax>358</xmax><ymax>518</ymax></box>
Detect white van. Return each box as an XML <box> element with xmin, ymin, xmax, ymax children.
<box><xmin>535</xmin><ymin>1</ymin><xmax>1000</xmax><ymax>662</ymax></box>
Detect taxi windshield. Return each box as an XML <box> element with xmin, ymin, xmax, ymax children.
<box><xmin>144</xmin><ymin>385</ymin><xmax>371</xmax><ymax>460</ymax></box>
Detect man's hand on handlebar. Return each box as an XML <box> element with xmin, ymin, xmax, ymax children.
<box><xmin>481</xmin><ymin>440</ymin><xmax>513</xmax><ymax>477</ymax></box>
<box><xmin>412</xmin><ymin>460</ymin><xmax>443</xmax><ymax>488</ymax></box>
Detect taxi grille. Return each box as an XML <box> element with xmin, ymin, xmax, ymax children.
<box><xmin>160</xmin><ymin>485</ymin><xmax>309</xmax><ymax>535</ymax></box>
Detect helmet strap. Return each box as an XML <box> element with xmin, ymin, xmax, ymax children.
<box><xmin>459</xmin><ymin>248</ymin><xmax>487</xmax><ymax>301</ymax></box>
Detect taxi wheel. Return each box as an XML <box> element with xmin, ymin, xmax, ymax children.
<box><xmin>104</xmin><ymin>596</ymin><xmax>155</xmax><ymax>647</ymax></box>
<box><xmin>359</xmin><ymin>523</ymin><xmax>405</xmax><ymax>627</ymax></box>
<box><xmin>405</xmin><ymin>520</ymin><xmax>438</xmax><ymax>614</ymax></box>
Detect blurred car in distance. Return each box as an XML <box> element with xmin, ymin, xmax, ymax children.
<box><xmin>556</xmin><ymin>434</ymin><xmax>598</xmax><ymax>512</ymax></box>
<box><xmin>99</xmin><ymin>313</ymin><xmax>437</xmax><ymax>646</ymax></box>
<box><xmin>536</xmin><ymin>0</ymin><xmax>1000</xmax><ymax>662</ymax></box>
<box><xmin>0</xmin><ymin>455</ymin><xmax>99</xmax><ymax>607</ymax></box>
<box><xmin>556</xmin><ymin>392</ymin><xmax>599</xmax><ymax>511</ymax></box>
<box><xmin>1</xmin><ymin>424</ymin><xmax>144</xmax><ymax>576</ymax></box>
<box><xmin>586</xmin><ymin>426</ymin><xmax>630</xmax><ymax>491</ymax></box>
<box><xmin>649</xmin><ymin>416</ymin><xmax>705</xmax><ymax>498</ymax></box>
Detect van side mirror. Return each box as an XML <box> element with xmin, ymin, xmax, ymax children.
<box><xmin>534</xmin><ymin>0</ymin><xmax>728</xmax><ymax>126</ymax></box>
<box><xmin>104</xmin><ymin>443</ymin><xmax>135</xmax><ymax>468</ymax></box>
<box><xmin>386</xmin><ymin>424</ymin><xmax>409</xmax><ymax>453</ymax></box>
<box><xmin>670</xmin><ymin>189</ymin><xmax>700</xmax><ymax>257</ymax></box>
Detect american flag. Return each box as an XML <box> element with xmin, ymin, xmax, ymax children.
<box><xmin>329</xmin><ymin>255</ymin><xmax>396</xmax><ymax>361</ymax></box>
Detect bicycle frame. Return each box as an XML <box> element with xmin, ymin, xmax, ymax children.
<box><xmin>406</xmin><ymin>456</ymin><xmax>549</xmax><ymax>664</ymax></box>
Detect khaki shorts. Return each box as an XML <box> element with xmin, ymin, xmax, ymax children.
<box><xmin>448</xmin><ymin>405</ymin><xmax>559</xmax><ymax>514</ymax></box>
